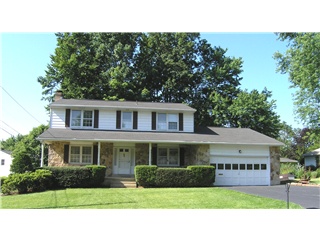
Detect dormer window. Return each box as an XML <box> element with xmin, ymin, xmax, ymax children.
<box><xmin>71</xmin><ymin>110</ymin><xmax>93</xmax><ymax>128</ymax></box>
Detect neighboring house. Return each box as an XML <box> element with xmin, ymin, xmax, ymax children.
<box><xmin>303</xmin><ymin>148</ymin><xmax>320</xmax><ymax>168</ymax></box>
<box><xmin>37</xmin><ymin>91</ymin><xmax>284</xmax><ymax>186</ymax></box>
<box><xmin>280</xmin><ymin>158</ymin><xmax>298</xmax><ymax>164</ymax></box>
<box><xmin>0</xmin><ymin>150</ymin><xmax>13</xmax><ymax>177</ymax></box>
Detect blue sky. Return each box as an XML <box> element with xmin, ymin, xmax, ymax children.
<box><xmin>0</xmin><ymin>32</ymin><xmax>303</xmax><ymax>141</ymax></box>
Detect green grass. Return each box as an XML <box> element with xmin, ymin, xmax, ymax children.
<box><xmin>310</xmin><ymin>177</ymin><xmax>320</xmax><ymax>185</ymax></box>
<box><xmin>0</xmin><ymin>187</ymin><xmax>303</xmax><ymax>209</ymax></box>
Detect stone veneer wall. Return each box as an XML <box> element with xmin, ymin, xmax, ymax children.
<box><xmin>135</xmin><ymin>143</ymin><xmax>149</xmax><ymax>165</ymax></box>
<box><xmin>270</xmin><ymin>146</ymin><xmax>281</xmax><ymax>185</ymax></box>
<box><xmin>100</xmin><ymin>143</ymin><xmax>113</xmax><ymax>176</ymax></box>
<box><xmin>184</xmin><ymin>144</ymin><xmax>210</xmax><ymax>166</ymax></box>
<box><xmin>48</xmin><ymin>142</ymin><xmax>68</xmax><ymax>167</ymax></box>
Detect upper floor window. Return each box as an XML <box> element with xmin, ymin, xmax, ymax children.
<box><xmin>71</xmin><ymin>110</ymin><xmax>93</xmax><ymax>128</ymax></box>
<box><xmin>122</xmin><ymin>112</ymin><xmax>132</xmax><ymax>129</ymax></box>
<box><xmin>157</xmin><ymin>113</ymin><xmax>178</xmax><ymax>131</ymax></box>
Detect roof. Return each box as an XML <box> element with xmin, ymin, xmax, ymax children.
<box><xmin>50</xmin><ymin>99</ymin><xmax>196</xmax><ymax>112</ymax></box>
<box><xmin>38</xmin><ymin>126</ymin><xmax>284</xmax><ymax>146</ymax></box>
<box><xmin>0</xmin><ymin>150</ymin><xmax>12</xmax><ymax>155</ymax></box>
<box><xmin>303</xmin><ymin>148</ymin><xmax>320</xmax><ymax>157</ymax></box>
<box><xmin>280</xmin><ymin>158</ymin><xmax>298</xmax><ymax>163</ymax></box>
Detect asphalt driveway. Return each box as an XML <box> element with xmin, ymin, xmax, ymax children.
<box><xmin>222</xmin><ymin>184</ymin><xmax>320</xmax><ymax>209</ymax></box>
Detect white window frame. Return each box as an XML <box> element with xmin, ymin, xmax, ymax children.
<box><xmin>122</xmin><ymin>111</ymin><xmax>133</xmax><ymax>130</ymax></box>
<box><xmin>157</xmin><ymin>113</ymin><xmax>178</xmax><ymax>131</ymax></box>
<box><xmin>69</xmin><ymin>145</ymin><xmax>93</xmax><ymax>164</ymax></box>
<box><xmin>71</xmin><ymin>110</ymin><xmax>94</xmax><ymax>128</ymax></box>
<box><xmin>157</xmin><ymin>147</ymin><xmax>179</xmax><ymax>166</ymax></box>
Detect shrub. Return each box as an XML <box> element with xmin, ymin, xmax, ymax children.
<box><xmin>135</xmin><ymin>165</ymin><xmax>157</xmax><ymax>187</ymax></box>
<box><xmin>156</xmin><ymin>168</ymin><xmax>191</xmax><ymax>187</ymax></box>
<box><xmin>311</xmin><ymin>171</ymin><xmax>318</xmax><ymax>179</ymax></box>
<box><xmin>317</xmin><ymin>168</ymin><xmax>320</xmax><ymax>178</ymax></box>
<box><xmin>280</xmin><ymin>163</ymin><xmax>297</xmax><ymax>175</ymax></box>
<box><xmin>134</xmin><ymin>165</ymin><xmax>215</xmax><ymax>188</ymax></box>
<box><xmin>305</xmin><ymin>165</ymin><xmax>317</xmax><ymax>171</ymax></box>
<box><xmin>85</xmin><ymin>165</ymin><xmax>107</xmax><ymax>187</ymax></box>
<box><xmin>1</xmin><ymin>169</ymin><xmax>52</xmax><ymax>195</ymax></box>
<box><xmin>187</xmin><ymin>166</ymin><xmax>215</xmax><ymax>187</ymax></box>
<box><xmin>44</xmin><ymin>165</ymin><xmax>106</xmax><ymax>189</ymax></box>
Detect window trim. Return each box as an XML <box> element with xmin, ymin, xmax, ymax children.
<box><xmin>157</xmin><ymin>147</ymin><xmax>180</xmax><ymax>167</ymax></box>
<box><xmin>157</xmin><ymin>113</ymin><xmax>179</xmax><ymax>131</ymax></box>
<box><xmin>70</xmin><ymin>110</ymin><xmax>94</xmax><ymax>129</ymax></box>
<box><xmin>69</xmin><ymin>145</ymin><xmax>93</xmax><ymax>164</ymax></box>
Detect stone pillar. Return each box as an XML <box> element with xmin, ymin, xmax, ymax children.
<box><xmin>48</xmin><ymin>142</ymin><xmax>68</xmax><ymax>166</ymax></box>
<box><xmin>135</xmin><ymin>143</ymin><xmax>149</xmax><ymax>165</ymax></box>
<box><xmin>185</xmin><ymin>144</ymin><xmax>210</xmax><ymax>166</ymax></box>
<box><xmin>270</xmin><ymin>146</ymin><xmax>281</xmax><ymax>185</ymax></box>
<box><xmin>100</xmin><ymin>143</ymin><xmax>113</xmax><ymax>176</ymax></box>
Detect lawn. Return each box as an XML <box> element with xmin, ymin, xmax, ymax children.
<box><xmin>0</xmin><ymin>187</ymin><xmax>303</xmax><ymax>209</ymax></box>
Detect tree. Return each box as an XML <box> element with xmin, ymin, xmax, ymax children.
<box><xmin>228</xmin><ymin>88</ymin><xmax>282</xmax><ymax>138</ymax></box>
<box><xmin>10</xmin><ymin>125</ymin><xmax>49</xmax><ymax>173</ymax></box>
<box><xmin>274</xmin><ymin>33</ymin><xmax>320</xmax><ymax>127</ymax></box>
<box><xmin>38</xmin><ymin>32</ymin><xmax>243</xmax><ymax>127</ymax></box>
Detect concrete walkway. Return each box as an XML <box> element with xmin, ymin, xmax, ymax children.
<box><xmin>222</xmin><ymin>184</ymin><xmax>320</xmax><ymax>209</ymax></box>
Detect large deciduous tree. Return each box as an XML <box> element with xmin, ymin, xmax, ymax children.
<box><xmin>274</xmin><ymin>33</ymin><xmax>320</xmax><ymax>127</ymax></box>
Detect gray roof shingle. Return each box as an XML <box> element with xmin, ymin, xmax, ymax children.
<box><xmin>50</xmin><ymin>99</ymin><xmax>196</xmax><ymax>112</ymax></box>
<box><xmin>38</xmin><ymin>127</ymin><xmax>283</xmax><ymax>146</ymax></box>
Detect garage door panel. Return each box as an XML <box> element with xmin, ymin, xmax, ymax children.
<box><xmin>211</xmin><ymin>156</ymin><xmax>269</xmax><ymax>186</ymax></box>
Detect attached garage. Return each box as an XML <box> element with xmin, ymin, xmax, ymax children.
<box><xmin>210</xmin><ymin>144</ymin><xmax>271</xmax><ymax>186</ymax></box>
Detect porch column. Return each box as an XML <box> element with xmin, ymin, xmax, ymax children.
<box><xmin>40</xmin><ymin>143</ymin><xmax>44</xmax><ymax>167</ymax></box>
<box><xmin>149</xmin><ymin>142</ymin><xmax>152</xmax><ymax>166</ymax></box>
<box><xmin>98</xmin><ymin>142</ymin><xmax>101</xmax><ymax>166</ymax></box>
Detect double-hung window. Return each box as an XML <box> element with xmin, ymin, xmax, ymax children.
<box><xmin>157</xmin><ymin>113</ymin><xmax>178</xmax><ymax>131</ymax></box>
<box><xmin>157</xmin><ymin>147</ymin><xmax>179</xmax><ymax>166</ymax></box>
<box><xmin>70</xmin><ymin>146</ymin><xmax>92</xmax><ymax>164</ymax></box>
<box><xmin>122</xmin><ymin>112</ymin><xmax>132</xmax><ymax>129</ymax></box>
<box><xmin>71</xmin><ymin>110</ymin><xmax>93</xmax><ymax>128</ymax></box>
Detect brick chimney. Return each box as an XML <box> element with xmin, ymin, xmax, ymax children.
<box><xmin>54</xmin><ymin>90</ymin><xmax>63</xmax><ymax>102</ymax></box>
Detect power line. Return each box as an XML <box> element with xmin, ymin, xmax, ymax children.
<box><xmin>0</xmin><ymin>127</ymin><xmax>14</xmax><ymax>137</ymax></box>
<box><xmin>1</xmin><ymin>120</ymin><xmax>21</xmax><ymax>135</ymax></box>
<box><xmin>0</xmin><ymin>85</ymin><xmax>42</xmax><ymax>124</ymax></box>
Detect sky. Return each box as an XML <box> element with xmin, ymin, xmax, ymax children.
<box><xmin>0</xmin><ymin>32</ymin><xmax>306</xmax><ymax>141</ymax></box>
<box><xmin>0</xmin><ymin>32</ymin><xmax>305</xmax><ymax>141</ymax></box>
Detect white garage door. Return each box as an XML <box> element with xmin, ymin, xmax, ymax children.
<box><xmin>211</xmin><ymin>156</ymin><xmax>270</xmax><ymax>186</ymax></box>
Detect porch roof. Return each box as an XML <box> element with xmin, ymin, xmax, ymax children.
<box><xmin>38</xmin><ymin>127</ymin><xmax>283</xmax><ymax>146</ymax></box>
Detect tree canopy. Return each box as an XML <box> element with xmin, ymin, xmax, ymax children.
<box><xmin>274</xmin><ymin>33</ymin><xmax>320</xmax><ymax>127</ymax></box>
<box><xmin>38</xmin><ymin>32</ymin><xmax>281</xmax><ymax>137</ymax></box>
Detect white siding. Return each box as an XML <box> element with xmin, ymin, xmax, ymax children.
<box><xmin>210</xmin><ymin>144</ymin><xmax>270</xmax><ymax>157</ymax></box>
<box><xmin>183</xmin><ymin>112</ymin><xmax>194</xmax><ymax>132</ymax></box>
<box><xmin>51</xmin><ymin>108</ymin><xmax>66</xmax><ymax>128</ymax></box>
<box><xmin>0</xmin><ymin>151</ymin><xmax>13</xmax><ymax>177</ymax></box>
<box><xmin>138</xmin><ymin>111</ymin><xmax>151</xmax><ymax>131</ymax></box>
<box><xmin>99</xmin><ymin>110</ymin><xmax>116</xmax><ymax>130</ymax></box>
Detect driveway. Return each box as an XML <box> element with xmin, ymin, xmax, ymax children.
<box><xmin>222</xmin><ymin>184</ymin><xmax>320</xmax><ymax>209</ymax></box>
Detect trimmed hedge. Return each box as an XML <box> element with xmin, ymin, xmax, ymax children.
<box><xmin>135</xmin><ymin>165</ymin><xmax>215</xmax><ymax>188</ymax></box>
<box><xmin>135</xmin><ymin>165</ymin><xmax>157</xmax><ymax>187</ymax></box>
<box><xmin>43</xmin><ymin>165</ymin><xmax>106</xmax><ymax>189</ymax></box>
<box><xmin>1</xmin><ymin>169</ymin><xmax>52</xmax><ymax>195</ymax></box>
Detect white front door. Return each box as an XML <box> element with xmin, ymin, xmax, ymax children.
<box><xmin>118</xmin><ymin>148</ymin><xmax>131</xmax><ymax>174</ymax></box>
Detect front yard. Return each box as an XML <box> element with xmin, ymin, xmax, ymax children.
<box><xmin>0</xmin><ymin>187</ymin><xmax>303</xmax><ymax>209</ymax></box>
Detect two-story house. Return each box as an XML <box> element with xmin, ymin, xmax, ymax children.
<box><xmin>38</xmin><ymin>91</ymin><xmax>283</xmax><ymax>186</ymax></box>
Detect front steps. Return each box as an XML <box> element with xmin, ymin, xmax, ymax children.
<box><xmin>103</xmin><ymin>175</ymin><xmax>137</xmax><ymax>188</ymax></box>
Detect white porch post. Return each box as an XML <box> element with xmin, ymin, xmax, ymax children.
<box><xmin>98</xmin><ymin>142</ymin><xmax>101</xmax><ymax>166</ymax></box>
<box><xmin>149</xmin><ymin>142</ymin><xmax>152</xmax><ymax>166</ymax></box>
<box><xmin>40</xmin><ymin>143</ymin><xmax>44</xmax><ymax>167</ymax></box>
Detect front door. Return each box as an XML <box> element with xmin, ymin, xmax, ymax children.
<box><xmin>118</xmin><ymin>148</ymin><xmax>131</xmax><ymax>174</ymax></box>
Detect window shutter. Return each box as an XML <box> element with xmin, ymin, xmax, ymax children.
<box><xmin>179</xmin><ymin>113</ymin><xmax>184</xmax><ymax>131</ymax></box>
<box><xmin>64</xmin><ymin>144</ymin><xmax>69</xmax><ymax>163</ymax></box>
<box><xmin>93</xmin><ymin>145</ymin><xmax>98</xmax><ymax>165</ymax></box>
<box><xmin>151</xmin><ymin>112</ymin><xmax>156</xmax><ymax>130</ymax></box>
<box><xmin>65</xmin><ymin>109</ymin><xmax>71</xmax><ymax>127</ymax></box>
<box><xmin>180</xmin><ymin>148</ymin><xmax>185</xmax><ymax>167</ymax></box>
<box><xmin>94</xmin><ymin>110</ymin><xmax>99</xmax><ymax>128</ymax></box>
<box><xmin>152</xmin><ymin>146</ymin><xmax>157</xmax><ymax>165</ymax></box>
<box><xmin>116</xmin><ymin>110</ymin><xmax>121</xmax><ymax>129</ymax></box>
<box><xmin>133</xmin><ymin>111</ymin><xmax>138</xmax><ymax>129</ymax></box>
